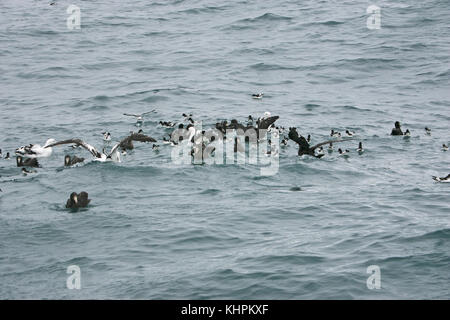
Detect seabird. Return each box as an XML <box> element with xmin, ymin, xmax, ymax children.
<box><xmin>404</xmin><ymin>129</ymin><xmax>411</xmax><ymax>137</ymax></box>
<box><xmin>0</xmin><ymin>149</ymin><xmax>2</xmax><ymax>158</ymax></box>
<box><xmin>159</xmin><ymin>121</ymin><xmax>175</xmax><ymax>128</ymax></box>
<box><xmin>391</xmin><ymin>121</ymin><xmax>403</xmax><ymax>136</ymax></box>
<box><xmin>252</xmin><ymin>93</ymin><xmax>264</xmax><ymax>99</ymax></box>
<box><xmin>64</xmin><ymin>155</ymin><xmax>85</xmax><ymax>166</ymax></box>
<box><xmin>346</xmin><ymin>130</ymin><xmax>355</xmax><ymax>137</ymax></box>
<box><xmin>15</xmin><ymin>139</ymin><xmax>56</xmax><ymax>158</ymax></box>
<box><xmin>289</xmin><ymin>127</ymin><xmax>349</xmax><ymax>158</ymax></box>
<box><xmin>432</xmin><ymin>174</ymin><xmax>450</xmax><ymax>183</ymax></box>
<box><xmin>338</xmin><ymin>148</ymin><xmax>350</xmax><ymax>157</ymax></box>
<box><xmin>247</xmin><ymin>115</ymin><xmax>254</xmax><ymax>126</ymax></box>
<box><xmin>5</xmin><ymin>152</ymin><xmax>10</xmax><ymax>160</ymax></box>
<box><xmin>328</xmin><ymin>142</ymin><xmax>333</xmax><ymax>153</ymax></box>
<box><xmin>22</xmin><ymin>168</ymin><xmax>36</xmax><ymax>175</ymax></box>
<box><xmin>16</xmin><ymin>156</ymin><xmax>39</xmax><ymax>168</ymax></box>
<box><xmin>257</xmin><ymin>114</ymin><xmax>279</xmax><ymax>131</ymax></box>
<box><xmin>102</xmin><ymin>132</ymin><xmax>111</xmax><ymax>142</ymax></box>
<box><xmin>357</xmin><ymin>142</ymin><xmax>364</xmax><ymax>154</ymax></box>
<box><xmin>66</xmin><ymin>192</ymin><xmax>91</xmax><ymax>209</ymax></box>
<box><xmin>442</xmin><ymin>144</ymin><xmax>449</xmax><ymax>151</ymax></box>
<box><xmin>307</xmin><ymin>135</ymin><xmax>311</xmax><ymax>143</ymax></box>
<box><xmin>45</xmin><ymin>132</ymin><xmax>156</xmax><ymax>162</ymax></box>
<box><xmin>315</xmin><ymin>146</ymin><xmax>325</xmax><ymax>157</ymax></box>
<box><xmin>425</xmin><ymin>127</ymin><xmax>431</xmax><ymax>135</ymax></box>
<box><xmin>330</xmin><ymin>130</ymin><xmax>341</xmax><ymax>138</ymax></box>
<box><xmin>152</xmin><ymin>144</ymin><xmax>159</xmax><ymax>151</ymax></box>
<box><xmin>123</xmin><ymin>110</ymin><xmax>156</xmax><ymax>125</ymax></box>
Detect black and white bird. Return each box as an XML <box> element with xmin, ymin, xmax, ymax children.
<box><xmin>15</xmin><ymin>139</ymin><xmax>57</xmax><ymax>158</ymax></box>
<box><xmin>357</xmin><ymin>142</ymin><xmax>364</xmax><ymax>154</ymax></box>
<box><xmin>330</xmin><ymin>130</ymin><xmax>341</xmax><ymax>138</ymax></box>
<box><xmin>404</xmin><ymin>129</ymin><xmax>411</xmax><ymax>137</ymax></box>
<box><xmin>123</xmin><ymin>110</ymin><xmax>156</xmax><ymax>126</ymax></box>
<box><xmin>102</xmin><ymin>132</ymin><xmax>111</xmax><ymax>142</ymax></box>
<box><xmin>425</xmin><ymin>127</ymin><xmax>431</xmax><ymax>135</ymax></box>
<box><xmin>432</xmin><ymin>174</ymin><xmax>450</xmax><ymax>183</ymax></box>
<box><xmin>338</xmin><ymin>148</ymin><xmax>350</xmax><ymax>157</ymax></box>
<box><xmin>346</xmin><ymin>130</ymin><xmax>355</xmax><ymax>137</ymax></box>
<box><xmin>252</xmin><ymin>93</ymin><xmax>264</xmax><ymax>99</ymax></box>
<box><xmin>45</xmin><ymin>132</ymin><xmax>156</xmax><ymax>163</ymax></box>
<box><xmin>16</xmin><ymin>156</ymin><xmax>39</xmax><ymax>168</ymax></box>
<box><xmin>442</xmin><ymin>144</ymin><xmax>449</xmax><ymax>151</ymax></box>
<box><xmin>289</xmin><ymin>127</ymin><xmax>349</xmax><ymax>158</ymax></box>
<box><xmin>22</xmin><ymin>168</ymin><xmax>37</xmax><ymax>175</ymax></box>
<box><xmin>64</xmin><ymin>155</ymin><xmax>85</xmax><ymax>166</ymax></box>
<box><xmin>328</xmin><ymin>142</ymin><xmax>334</xmax><ymax>153</ymax></box>
<box><xmin>4</xmin><ymin>152</ymin><xmax>10</xmax><ymax>160</ymax></box>
<box><xmin>66</xmin><ymin>192</ymin><xmax>91</xmax><ymax>209</ymax></box>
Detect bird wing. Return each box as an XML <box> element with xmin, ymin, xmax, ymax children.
<box><xmin>45</xmin><ymin>139</ymin><xmax>102</xmax><ymax>158</ymax></box>
<box><xmin>108</xmin><ymin>133</ymin><xmax>156</xmax><ymax>156</ymax></box>
<box><xmin>141</xmin><ymin>109</ymin><xmax>156</xmax><ymax>116</ymax></box>
<box><xmin>288</xmin><ymin>128</ymin><xmax>310</xmax><ymax>150</ymax></box>
<box><xmin>310</xmin><ymin>138</ymin><xmax>354</xmax><ymax>151</ymax></box>
<box><xmin>258</xmin><ymin>116</ymin><xmax>279</xmax><ymax>130</ymax></box>
<box><xmin>123</xmin><ymin>113</ymin><xmax>140</xmax><ymax>117</ymax></box>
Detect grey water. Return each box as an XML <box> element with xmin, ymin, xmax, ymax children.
<box><xmin>0</xmin><ymin>0</ymin><xmax>449</xmax><ymax>299</ymax></box>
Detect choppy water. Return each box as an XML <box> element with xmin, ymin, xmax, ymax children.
<box><xmin>0</xmin><ymin>0</ymin><xmax>449</xmax><ymax>299</ymax></box>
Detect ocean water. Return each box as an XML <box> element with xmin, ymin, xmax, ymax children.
<box><xmin>0</xmin><ymin>0</ymin><xmax>449</xmax><ymax>299</ymax></box>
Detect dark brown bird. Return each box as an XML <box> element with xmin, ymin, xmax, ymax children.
<box><xmin>66</xmin><ymin>192</ymin><xmax>91</xmax><ymax>209</ymax></box>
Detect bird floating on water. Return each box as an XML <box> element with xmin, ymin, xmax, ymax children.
<box><xmin>66</xmin><ymin>192</ymin><xmax>91</xmax><ymax>209</ymax></box>
<box><xmin>252</xmin><ymin>93</ymin><xmax>263</xmax><ymax>99</ymax></box>
<box><xmin>15</xmin><ymin>139</ymin><xmax>56</xmax><ymax>158</ymax></box>
<box><xmin>432</xmin><ymin>174</ymin><xmax>450</xmax><ymax>183</ymax></box>
<box><xmin>64</xmin><ymin>155</ymin><xmax>85</xmax><ymax>166</ymax></box>
<box><xmin>442</xmin><ymin>144</ymin><xmax>449</xmax><ymax>151</ymax></box>
<box><xmin>357</xmin><ymin>142</ymin><xmax>364</xmax><ymax>154</ymax></box>
<box><xmin>391</xmin><ymin>121</ymin><xmax>403</xmax><ymax>136</ymax></box>
<box><xmin>425</xmin><ymin>127</ymin><xmax>431</xmax><ymax>135</ymax></box>
<box><xmin>16</xmin><ymin>156</ymin><xmax>39</xmax><ymax>168</ymax></box>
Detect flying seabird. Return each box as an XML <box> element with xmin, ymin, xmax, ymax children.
<box><xmin>15</xmin><ymin>139</ymin><xmax>56</xmax><ymax>158</ymax></box>
<box><xmin>432</xmin><ymin>174</ymin><xmax>450</xmax><ymax>183</ymax></box>
<box><xmin>391</xmin><ymin>121</ymin><xmax>403</xmax><ymax>136</ymax></box>
<box><xmin>64</xmin><ymin>155</ymin><xmax>85</xmax><ymax>166</ymax></box>
<box><xmin>66</xmin><ymin>192</ymin><xmax>91</xmax><ymax>209</ymax></box>
<box><xmin>123</xmin><ymin>110</ymin><xmax>156</xmax><ymax>126</ymax></box>
<box><xmin>289</xmin><ymin>127</ymin><xmax>349</xmax><ymax>158</ymax></box>
<box><xmin>16</xmin><ymin>156</ymin><xmax>39</xmax><ymax>168</ymax></box>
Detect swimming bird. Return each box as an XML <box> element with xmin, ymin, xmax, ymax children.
<box><xmin>22</xmin><ymin>168</ymin><xmax>37</xmax><ymax>175</ymax></box>
<box><xmin>432</xmin><ymin>174</ymin><xmax>450</xmax><ymax>183</ymax></box>
<box><xmin>338</xmin><ymin>148</ymin><xmax>350</xmax><ymax>157</ymax></box>
<box><xmin>315</xmin><ymin>146</ymin><xmax>325</xmax><ymax>157</ymax></box>
<box><xmin>307</xmin><ymin>135</ymin><xmax>311</xmax><ymax>143</ymax></box>
<box><xmin>102</xmin><ymin>132</ymin><xmax>111</xmax><ymax>142</ymax></box>
<box><xmin>0</xmin><ymin>149</ymin><xmax>2</xmax><ymax>158</ymax></box>
<box><xmin>289</xmin><ymin>127</ymin><xmax>348</xmax><ymax>158</ymax></box>
<box><xmin>66</xmin><ymin>192</ymin><xmax>91</xmax><ymax>209</ymax></box>
<box><xmin>425</xmin><ymin>127</ymin><xmax>431</xmax><ymax>135</ymax></box>
<box><xmin>64</xmin><ymin>155</ymin><xmax>85</xmax><ymax>166</ymax></box>
<box><xmin>159</xmin><ymin>121</ymin><xmax>175</xmax><ymax>128</ymax></box>
<box><xmin>16</xmin><ymin>156</ymin><xmax>39</xmax><ymax>168</ymax></box>
<box><xmin>442</xmin><ymin>144</ymin><xmax>449</xmax><ymax>151</ymax></box>
<box><xmin>123</xmin><ymin>110</ymin><xmax>156</xmax><ymax>126</ymax></box>
<box><xmin>330</xmin><ymin>130</ymin><xmax>341</xmax><ymax>138</ymax></box>
<box><xmin>391</xmin><ymin>121</ymin><xmax>403</xmax><ymax>136</ymax></box>
<box><xmin>4</xmin><ymin>152</ymin><xmax>10</xmax><ymax>160</ymax></box>
<box><xmin>152</xmin><ymin>144</ymin><xmax>159</xmax><ymax>151</ymax></box>
<box><xmin>15</xmin><ymin>139</ymin><xmax>56</xmax><ymax>158</ymax></box>
<box><xmin>247</xmin><ymin>115</ymin><xmax>254</xmax><ymax>126</ymax></box>
<box><xmin>328</xmin><ymin>142</ymin><xmax>333</xmax><ymax>153</ymax></box>
<box><xmin>357</xmin><ymin>142</ymin><xmax>364</xmax><ymax>154</ymax></box>
<box><xmin>252</xmin><ymin>93</ymin><xmax>263</xmax><ymax>99</ymax></box>
<box><xmin>346</xmin><ymin>130</ymin><xmax>355</xmax><ymax>137</ymax></box>
<box><xmin>404</xmin><ymin>129</ymin><xmax>411</xmax><ymax>137</ymax></box>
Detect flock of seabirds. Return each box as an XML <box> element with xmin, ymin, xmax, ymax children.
<box><xmin>0</xmin><ymin>95</ymin><xmax>449</xmax><ymax>209</ymax></box>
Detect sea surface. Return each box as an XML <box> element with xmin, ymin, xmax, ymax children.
<box><xmin>0</xmin><ymin>0</ymin><xmax>449</xmax><ymax>299</ymax></box>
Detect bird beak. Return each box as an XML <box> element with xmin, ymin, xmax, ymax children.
<box><xmin>73</xmin><ymin>195</ymin><xmax>78</xmax><ymax>204</ymax></box>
